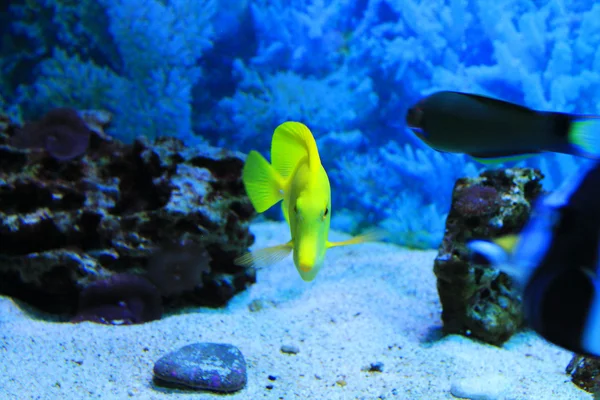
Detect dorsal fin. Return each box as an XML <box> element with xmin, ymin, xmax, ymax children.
<box><xmin>271</xmin><ymin>121</ymin><xmax>321</xmax><ymax>177</ymax></box>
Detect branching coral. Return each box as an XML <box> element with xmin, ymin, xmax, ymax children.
<box><xmin>216</xmin><ymin>59</ymin><xmax>378</xmax><ymax>151</ymax></box>
<box><xmin>9</xmin><ymin>0</ymin><xmax>217</xmax><ymax>143</ymax></box>
<box><xmin>249</xmin><ymin>0</ymin><xmax>358</xmax><ymax>74</ymax></box>
<box><xmin>329</xmin><ymin>141</ymin><xmax>481</xmax><ymax>248</ymax></box>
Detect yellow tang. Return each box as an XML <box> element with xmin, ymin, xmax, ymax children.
<box><xmin>235</xmin><ymin>121</ymin><xmax>380</xmax><ymax>281</ymax></box>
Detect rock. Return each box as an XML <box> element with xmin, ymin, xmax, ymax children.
<box><xmin>71</xmin><ymin>273</ymin><xmax>162</xmax><ymax>324</ymax></box>
<box><xmin>153</xmin><ymin>342</ymin><xmax>247</xmax><ymax>393</ymax></box>
<box><xmin>434</xmin><ymin>168</ymin><xmax>543</xmax><ymax>345</ymax></box>
<box><xmin>566</xmin><ymin>354</ymin><xmax>600</xmax><ymax>394</ymax></box>
<box><xmin>0</xmin><ymin>109</ymin><xmax>256</xmax><ymax>316</ymax></box>
<box><xmin>248</xmin><ymin>298</ymin><xmax>265</xmax><ymax>312</ymax></box>
<box><xmin>280</xmin><ymin>344</ymin><xmax>300</xmax><ymax>354</ymax></box>
<box><xmin>450</xmin><ymin>374</ymin><xmax>510</xmax><ymax>399</ymax></box>
<box><xmin>361</xmin><ymin>361</ymin><xmax>384</xmax><ymax>372</ymax></box>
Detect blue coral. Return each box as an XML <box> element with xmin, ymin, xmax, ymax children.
<box><xmin>9</xmin><ymin>0</ymin><xmax>217</xmax><ymax>143</ymax></box>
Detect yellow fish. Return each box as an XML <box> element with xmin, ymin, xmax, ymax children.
<box><xmin>235</xmin><ymin>121</ymin><xmax>380</xmax><ymax>281</ymax></box>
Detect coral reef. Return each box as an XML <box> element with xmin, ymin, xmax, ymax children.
<box><xmin>0</xmin><ymin>110</ymin><xmax>256</xmax><ymax>316</ymax></box>
<box><xmin>3</xmin><ymin>1</ymin><xmax>596</xmax><ymax>250</ymax></box>
<box><xmin>433</xmin><ymin>167</ymin><xmax>544</xmax><ymax>345</ymax></box>
<box><xmin>72</xmin><ymin>273</ymin><xmax>162</xmax><ymax>324</ymax></box>
<box><xmin>11</xmin><ymin>107</ymin><xmax>91</xmax><ymax>160</ymax></box>
<box><xmin>145</xmin><ymin>243</ymin><xmax>212</xmax><ymax>297</ymax></box>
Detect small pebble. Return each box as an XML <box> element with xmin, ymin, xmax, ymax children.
<box><xmin>362</xmin><ymin>361</ymin><xmax>384</xmax><ymax>372</ymax></box>
<box><xmin>248</xmin><ymin>299</ymin><xmax>264</xmax><ymax>312</ymax></box>
<box><xmin>153</xmin><ymin>342</ymin><xmax>247</xmax><ymax>393</ymax></box>
<box><xmin>450</xmin><ymin>374</ymin><xmax>510</xmax><ymax>400</ymax></box>
<box><xmin>268</xmin><ymin>375</ymin><xmax>277</xmax><ymax>381</ymax></box>
<box><xmin>280</xmin><ymin>344</ymin><xmax>299</xmax><ymax>354</ymax></box>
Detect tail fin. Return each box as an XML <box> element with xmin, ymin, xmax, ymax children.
<box><xmin>568</xmin><ymin>117</ymin><xmax>600</xmax><ymax>158</ymax></box>
<box><xmin>271</xmin><ymin>122</ymin><xmax>321</xmax><ymax>176</ymax></box>
<box><xmin>467</xmin><ymin>240</ymin><xmax>510</xmax><ymax>267</ymax></box>
<box><xmin>467</xmin><ymin>236</ymin><xmax>536</xmax><ymax>286</ymax></box>
<box><xmin>242</xmin><ymin>150</ymin><xmax>284</xmax><ymax>213</ymax></box>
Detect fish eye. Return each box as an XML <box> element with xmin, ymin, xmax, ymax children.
<box><xmin>406</xmin><ymin>105</ymin><xmax>423</xmax><ymax>128</ymax></box>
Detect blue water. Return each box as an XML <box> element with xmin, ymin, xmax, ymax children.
<box><xmin>0</xmin><ymin>0</ymin><xmax>595</xmax><ymax>250</ymax></box>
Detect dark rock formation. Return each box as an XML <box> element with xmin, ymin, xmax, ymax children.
<box><xmin>0</xmin><ymin>109</ymin><xmax>256</xmax><ymax>317</ymax></box>
<box><xmin>71</xmin><ymin>273</ymin><xmax>163</xmax><ymax>324</ymax></box>
<box><xmin>566</xmin><ymin>354</ymin><xmax>600</xmax><ymax>394</ymax></box>
<box><xmin>434</xmin><ymin>168</ymin><xmax>544</xmax><ymax>345</ymax></box>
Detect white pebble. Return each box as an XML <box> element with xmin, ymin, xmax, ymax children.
<box><xmin>450</xmin><ymin>374</ymin><xmax>510</xmax><ymax>400</ymax></box>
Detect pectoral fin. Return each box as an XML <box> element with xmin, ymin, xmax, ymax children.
<box><xmin>470</xmin><ymin>152</ymin><xmax>536</xmax><ymax>164</ymax></box>
<box><xmin>242</xmin><ymin>150</ymin><xmax>284</xmax><ymax>213</ymax></box>
<box><xmin>493</xmin><ymin>234</ymin><xmax>519</xmax><ymax>253</ymax></box>
<box><xmin>234</xmin><ymin>241</ymin><xmax>294</xmax><ymax>268</ymax></box>
<box><xmin>326</xmin><ymin>229</ymin><xmax>386</xmax><ymax>249</ymax></box>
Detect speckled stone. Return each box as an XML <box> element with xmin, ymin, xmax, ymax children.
<box><xmin>153</xmin><ymin>343</ymin><xmax>247</xmax><ymax>393</ymax></box>
<box><xmin>280</xmin><ymin>344</ymin><xmax>300</xmax><ymax>354</ymax></box>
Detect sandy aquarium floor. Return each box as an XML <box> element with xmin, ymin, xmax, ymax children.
<box><xmin>0</xmin><ymin>221</ymin><xmax>592</xmax><ymax>400</ymax></box>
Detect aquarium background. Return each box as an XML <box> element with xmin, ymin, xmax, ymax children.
<box><xmin>1</xmin><ymin>0</ymin><xmax>595</xmax><ymax>248</ymax></box>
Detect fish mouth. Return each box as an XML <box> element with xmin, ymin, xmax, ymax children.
<box><xmin>298</xmin><ymin>263</ymin><xmax>312</xmax><ymax>273</ymax></box>
<box><xmin>406</xmin><ymin>105</ymin><xmax>429</xmax><ymax>140</ymax></box>
<box><xmin>409</xmin><ymin>127</ymin><xmax>426</xmax><ymax>141</ymax></box>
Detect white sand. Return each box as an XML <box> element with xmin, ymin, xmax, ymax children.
<box><xmin>0</xmin><ymin>221</ymin><xmax>591</xmax><ymax>399</ymax></box>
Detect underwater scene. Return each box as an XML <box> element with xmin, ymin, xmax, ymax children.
<box><xmin>3</xmin><ymin>0</ymin><xmax>600</xmax><ymax>399</ymax></box>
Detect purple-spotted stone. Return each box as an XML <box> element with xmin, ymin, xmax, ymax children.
<box><xmin>153</xmin><ymin>343</ymin><xmax>247</xmax><ymax>393</ymax></box>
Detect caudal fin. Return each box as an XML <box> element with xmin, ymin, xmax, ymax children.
<box><xmin>242</xmin><ymin>150</ymin><xmax>284</xmax><ymax>213</ymax></box>
<box><xmin>568</xmin><ymin>117</ymin><xmax>600</xmax><ymax>159</ymax></box>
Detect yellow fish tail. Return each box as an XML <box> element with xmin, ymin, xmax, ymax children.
<box><xmin>242</xmin><ymin>150</ymin><xmax>284</xmax><ymax>213</ymax></box>
<box><xmin>234</xmin><ymin>241</ymin><xmax>294</xmax><ymax>268</ymax></box>
<box><xmin>326</xmin><ymin>229</ymin><xmax>387</xmax><ymax>248</ymax></box>
<box><xmin>272</xmin><ymin>121</ymin><xmax>321</xmax><ymax>176</ymax></box>
<box><xmin>493</xmin><ymin>234</ymin><xmax>519</xmax><ymax>253</ymax></box>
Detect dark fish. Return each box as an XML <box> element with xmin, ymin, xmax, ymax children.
<box><xmin>468</xmin><ymin>161</ymin><xmax>600</xmax><ymax>356</ymax></box>
<box><xmin>406</xmin><ymin>91</ymin><xmax>600</xmax><ymax>163</ymax></box>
